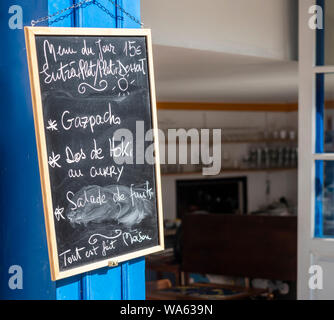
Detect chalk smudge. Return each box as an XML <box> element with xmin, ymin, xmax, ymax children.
<box><xmin>66</xmin><ymin>184</ymin><xmax>153</xmax><ymax>228</ymax></box>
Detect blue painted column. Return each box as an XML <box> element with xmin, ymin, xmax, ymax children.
<box><xmin>116</xmin><ymin>0</ymin><xmax>146</xmax><ymax>301</ymax></box>
<box><xmin>0</xmin><ymin>0</ymin><xmax>55</xmax><ymax>299</ymax></box>
<box><xmin>0</xmin><ymin>0</ymin><xmax>145</xmax><ymax>300</ymax></box>
<box><xmin>0</xmin><ymin>0</ymin><xmax>144</xmax><ymax>300</ymax></box>
<box><xmin>53</xmin><ymin>0</ymin><xmax>145</xmax><ymax>300</ymax></box>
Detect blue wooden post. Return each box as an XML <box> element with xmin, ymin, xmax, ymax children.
<box><xmin>54</xmin><ymin>0</ymin><xmax>145</xmax><ymax>300</ymax></box>
<box><xmin>1</xmin><ymin>0</ymin><xmax>145</xmax><ymax>300</ymax></box>
<box><xmin>116</xmin><ymin>0</ymin><xmax>146</xmax><ymax>301</ymax></box>
<box><xmin>121</xmin><ymin>257</ymin><xmax>145</xmax><ymax>300</ymax></box>
<box><xmin>0</xmin><ymin>0</ymin><xmax>55</xmax><ymax>299</ymax></box>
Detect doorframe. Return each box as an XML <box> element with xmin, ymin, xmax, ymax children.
<box><xmin>298</xmin><ymin>0</ymin><xmax>334</xmax><ymax>299</ymax></box>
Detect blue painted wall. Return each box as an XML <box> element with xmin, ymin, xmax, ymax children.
<box><xmin>1</xmin><ymin>0</ymin><xmax>145</xmax><ymax>300</ymax></box>
<box><xmin>0</xmin><ymin>0</ymin><xmax>54</xmax><ymax>299</ymax></box>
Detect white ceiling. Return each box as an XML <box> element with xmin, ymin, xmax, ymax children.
<box><xmin>142</xmin><ymin>0</ymin><xmax>299</xmax><ymax>103</ymax></box>
<box><xmin>152</xmin><ymin>44</ymin><xmax>298</xmax><ymax>103</ymax></box>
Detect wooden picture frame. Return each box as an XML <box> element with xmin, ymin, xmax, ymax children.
<box><xmin>24</xmin><ymin>27</ymin><xmax>164</xmax><ymax>281</ymax></box>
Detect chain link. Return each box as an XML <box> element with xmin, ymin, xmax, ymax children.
<box><xmin>107</xmin><ymin>0</ymin><xmax>144</xmax><ymax>27</ymax></box>
<box><xmin>31</xmin><ymin>0</ymin><xmax>92</xmax><ymax>26</ymax></box>
<box><xmin>49</xmin><ymin>0</ymin><xmax>94</xmax><ymax>26</ymax></box>
<box><xmin>31</xmin><ymin>0</ymin><xmax>142</xmax><ymax>27</ymax></box>
<box><xmin>93</xmin><ymin>0</ymin><xmax>120</xmax><ymax>24</ymax></box>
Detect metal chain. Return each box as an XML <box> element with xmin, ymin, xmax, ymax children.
<box><xmin>31</xmin><ymin>0</ymin><xmax>92</xmax><ymax>26</ymax></box>
<box><xmin>31</xmin><ymin>0</ymin><xmax>142</xmax><ymax>27</ymax></box>
<box><xmin>93</xmin><ymin>0</ymin><xmax>121</xmax><ymax>24</ymax></box>
<box><xmin>49</xmin><ymin>0</ymin><xmax>95</xmax><ymax>26</ymax></box>
<box><xmin>107</xmin><ymin>0</ymin><xmax>144</xmax><ymax>27</ymax></box>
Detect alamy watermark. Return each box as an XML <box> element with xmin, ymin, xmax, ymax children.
<box><xmin>8</xmin><ymin>265</ymin><xmax>23</xmax><ymax>290</ymax></box>
<box><xmin>309</xmin><ymin>265</ymin><xmax>323</xmax><ymax>290</ymax></box>
<box><xmin>308</xmin><ymin>5</ymin><xmax>323</xmax><ymax>30</ymax></box>
<box><xmin>6</xmin><ymin>5</ymin><xmax>326</xmax><ymax>31</ymax></box>
<box><xmin>58</xmin><ymin>116</ymin><xmax>222</xmax><ymax>176</ymax></box>
<box><xmin>8</xmin><ymin>5</ymin><xmax>23</xmax><ymax>30</ymax></box>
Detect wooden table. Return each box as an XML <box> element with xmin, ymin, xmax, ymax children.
<box><xmin>147</xmin><ymin>282</ymin><xmax>270</xmax><ymax>300</ymax></box>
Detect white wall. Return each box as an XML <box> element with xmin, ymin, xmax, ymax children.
<box><xmin>158</xmin><ymin>109</ymin><xmax>298</xmax><ymax>129</ymax></box>
<box><xmin>158</xmin><ymin>110</ymin><xmax>298</xmax><ymax>220</ymax></box>
<box><xmin>161</xmin><ymin>170</ymin><xmax>297</xmax><ymax>220</ymax></box>
<box><xmin>142</xmin><ymin>0</ymin><xmax>298</xmax><ymax>61</ymax></box>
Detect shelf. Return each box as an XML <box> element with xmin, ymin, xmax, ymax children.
<box><xmin>164</xmin><ymin>138</ymin><xmax>297</xmax><ymax>145</ymax></box>
<box><xmin>161</xmin><ymin>167</ymin><xmax>297</xmax><ymax>176</ymax></box>
<box><xmin>220</xmin><ymin>138</ymin><xmax>297</xmax><ymax>144</ymax></box>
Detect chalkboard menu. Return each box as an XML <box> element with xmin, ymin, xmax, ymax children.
<box><xmin>24</xmin><ymin>27</ymin><xmax>164</xmax><ymax>280</ymax></box>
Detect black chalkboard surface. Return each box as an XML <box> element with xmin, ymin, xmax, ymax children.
<box><xmin>25</xmin><ymin>27</ymin><xmax>164</xmax><ymax>280</ymax></box>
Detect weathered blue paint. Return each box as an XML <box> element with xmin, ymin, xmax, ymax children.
<box><xmin>74</xmin><ymin>0</ymin><xmax>122</xmax><ymax>301</ymax></box>
<box><xmin>56</xmin><ymin>274</ymin><xmax>82</xmax><ymax>300</ymax></box>
<box><xmin>122</xmin><ymin>258</ymin><xmax>146</xmax><ymax>300</ymax></box>
<box><xmin>46</xmin><ymin>0</ymin><xmax>84</xmax><ymax>300</ymax></box>
<box><xmin>116</xmin><ymin>0</ymin><xmax>146</xmax><ymax>301</ymax></box>
<box><xmin>0</xmin><ymin>0</ymin><xmax>55</xmax><ymax>299</ymax></box>
<box><xmin>116</xmin><ymin>0</ymin><xmax>141</xmax><ymax>29</ymax></box>
<box><xmin>0</xmin><ymin>0</ymin><xmax>144</xmax><ymax>300</ymax></box>
<box><xmin>54</xmin><ymin>0</ymin><xmax>145</xmax><ymax>300</ymax></box>
<box><xmin>75</xmin><ymin>0</ymin><xmax>117</xmax><ymax>28</ymax></box>
<box><xmin>49</xmin><ymin>0</ymin><xmax>74</xmax><ymax>27</ymax></box>
<box><xmin>82</xmin><ymin>267</ymin><xmax>122</xmax><ymax>300</ymax></box>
